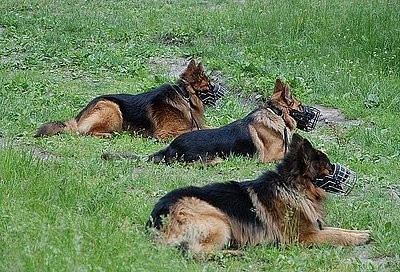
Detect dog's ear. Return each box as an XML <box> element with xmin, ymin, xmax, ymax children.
<box><xmin>181</xmin><ymin>59</ymin><xmax>197</xmax><ymax>81</ymax></box>
<box><xmin>197</xmin><ymin>62</ymin><xmax>205</xmax><ymax>72</ymax></box>
<box><xmin>302</xmin><ymin>137</ymin><xmax>314</xmax><ymax>154</ymax></box>
<box><xmin>274</xmin><ymin>79</ymin><xmax>284</xmax><ymax>93</ymax></box>
<box><xmin>289</xmin><ymin>133</ymin><xmax>304</xmax><ymax>152</ymax></box>
<box><xmin>290</xmin><ymin>134</ymin><xmax>315</xmax><ymax>157</ymax></box>
<box><xmin>300</xmin><ymin>137</ymin><xmax>318</xmax><ymax>164</ymax></box>
<box><xmin>291</xmin><ymin>133</ymin><xmax>303</xmax><ymax>144</ymax></box>
<box><xmin>282</xmin><ymin>83</ymin><xmax>294</xmax><ymax>106</ymax></box>
<box><xmin>186</xmin><ymin>59</ymin><xmax>197</xmax><ymax>71</ymax></box>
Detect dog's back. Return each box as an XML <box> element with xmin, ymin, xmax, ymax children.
<box><xmin>79</xmin><ymin>85</ymin><xmax>177</xmax><ymax>133</ymax></box>
<box><xmin>149</xmin><ymin>116</ymin><xmax>257</xmax><ymax>163</ymax></box>
<box><xmin>147</xmin><ymin>181</ymin><xmax>261</xmax><ymax>230</ymax></box>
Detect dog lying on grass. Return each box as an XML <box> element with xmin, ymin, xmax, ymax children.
<box><xmin>35</xmin><ymin>59</ymin><xmax>223</xmax><ymax>140</ymax></box>
<box><xmin>146</xmin><ymin>133</ymin><xmax>370</xmax><ymax>257</ymax></box>
<box><xmin>103</xmin><ymin>79</ymin><xmax>316</xmax><ymax>163</ymax></box>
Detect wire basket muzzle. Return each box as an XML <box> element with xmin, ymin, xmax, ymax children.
<box><xmin>290</xmin><ymin>105</ymin><xmax>321</xmax><ymax>131</ymax></box>
<box><xmin>314</xmin><ymin>163</ymin><xmax>357</xmax><ymax>196</ymax></box>
<box><xmin>197</xmin><ymin>84</ymin><xmax>225</xmax><ymax>106</ymax></box>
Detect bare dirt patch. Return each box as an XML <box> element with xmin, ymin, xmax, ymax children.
<box><xmin>352</xmin><ymin>246</ymin><xmax>395</xmax><ymax>271</ymax></box>
<box><xmin>149</xmin><ymin>56</ymin><xmax>189</xmax><ymax>78</ymax></box>
<box><xmin>386</xmin><ymin>185</ymin><xmax>400</xmax><ymax>202</ymax></box>
<box><xmin>0</xmin><ymin>136</ymin><xmax>6</xmax><ymax>148</ymax></box>
<box><xmin>157</xmin><ymin>32</ymin><xmax>193</xmax><ymax>47</ymax></box>
<box><xmin>32</xmin><ymin>146</ymin><xmax>59</xmax><ymax>161</ymax></box>
<box><xmin>316</xmin><ymin>105</ymin><xmax>361</xmax><ymax>127</ymax></box>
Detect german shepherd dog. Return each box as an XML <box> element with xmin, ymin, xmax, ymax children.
<box><xmin>34</xmin><ymin>60</ymin><xmax>222</xmax><ymax>140</ymax></box>
<box><xmin>148</xmin><ymin>79</ymin><xmax>301</xmax><ymax>163</ymax></box>
<box><xmin>146</xmin><ymin>134</ymin><xmax>371</xmax><ymax>256</ymax></box>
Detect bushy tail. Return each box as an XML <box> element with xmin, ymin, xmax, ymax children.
<box><xmin>34</xmin><ymin>119</ymin><xmax>77</xmax><ymax>137</ymax></box>
<box><xmin>101</xmin><ymin>152</ymin><xmax>142</xmax><ymax>160</ymax></box>
<box><xmin>148</xmin><ymin>148</ymin><xmax>177</xmax><ymax>164</ymax></box>
<box><xmin>102</xmin><ymin>148</ymin><xmax>177</xmax><ymax>163</ymax></box>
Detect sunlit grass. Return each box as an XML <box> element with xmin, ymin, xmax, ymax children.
<box><xmin>0</xmin><ymin>0</ymin><xmax>399</xmax><ymax>271</ymax></box>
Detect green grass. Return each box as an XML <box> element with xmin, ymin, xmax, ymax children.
<box><xmin>1</xmin><ymin>0</ymin><xmax>399</xmax><ymax>271</ymax></box>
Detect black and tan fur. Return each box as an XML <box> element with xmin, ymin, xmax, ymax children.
<box><xmin>146</xmin><ymin>134</ymin><xmax>370</xmax><ymax>256</ymax></box>
<box><xmin>148</xmin><ymin>79</ymin><xmax>301</xmax><ymax>163</ymax></box>
<box><xmin>34</xmin><ymin>60</ymin><xmax>214</xmax><ymax>140</ymax></box>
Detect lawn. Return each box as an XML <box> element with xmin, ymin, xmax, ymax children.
<box><xmin>0</xmin><ymin>0</ymin><xmax>399</xmax><ymax>271</ymax></box>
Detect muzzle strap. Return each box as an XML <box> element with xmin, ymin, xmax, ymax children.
<box><xmin>284</xmin><ymin>127</ymin><xmax>289</xmax><ymax>154</ymax></box>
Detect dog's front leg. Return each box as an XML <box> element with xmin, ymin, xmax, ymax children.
<box><xmin>153</xmin><ymin>130</ymin><xmax>175</xmax><ymax>141</ymax></box>
<box><xmin>301</xmin><ymin>228</ymin><xmax>371</xmax><ymax>246</ymax></box>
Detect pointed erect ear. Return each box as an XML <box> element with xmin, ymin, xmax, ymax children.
<box><xmin>301</xmin><ymin>137</ymin><xmax>316</xmax><ymax>160</ymax></box>
<box><xmin>292</xmin><ymin>133</ymin><xmax>303</xmax><ymax>143</ymax></box>
<box><xmin>197</xmin><ymin>62</ymin><xmax>204</xmax><ymax>72</ymax></box>
<box><xmin>302</xmin><ymin>137</ymin><xmax>314</xmax><ymax>151</ymax></box>
<box><xmin>274</xmin><ymin>79</ymin><xmax>284</xmax><ymax>93</ymax></box>
<box><xmin>187</xmin><ymin>59</ymin><xmax>196</xmax><ymax>70</ymax></box>
<box><xmin>282</xmin><ymin>83</ymin><xmax>293</xmax><ymax>105</ymax></box>
<box><xmin>288</xmin><ymin>133</ymin><xmax>303</xmax><ymax>152</ymax></box>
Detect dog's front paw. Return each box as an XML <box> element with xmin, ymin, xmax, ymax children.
<box><xmin>353</xmin><ymin>230</ymin><xmax>371</xmax><ymax>246</ymax></box>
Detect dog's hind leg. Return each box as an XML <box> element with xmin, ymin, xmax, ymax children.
<box><xmin>164</xmin><ymin>197</ymin><xmax>231</xmax><ymax>257</ymax></box>
<box><xmin>76</xmin><ymin>100</ymin><xmax>123</xmax><ymax>137</ymax></box>
<box><xmin>300</xmin><ymin>228</ymin><xmax>371</xmax><ymax>246</ymax></box>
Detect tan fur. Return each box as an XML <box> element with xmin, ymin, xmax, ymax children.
<box><xmin>300</xmin><ymin>227</ymin><xmax>371</xmax><ymax>246</ymax></box>
<box><xmin>150</xmin><ymin>93</ymin><xmax>206</xmax><ymax>140</ymax></box>
<box><xmin>247</xmin><ymin>188</ymin><xmax>282</xmax><ymax>243</ymax></box>
<box><xmin>248</xmin><ymin>109</ymin><xmax>287</xmax><ymax>162</ymax></box>
<box><xmin>156</xmin><ymin>187</ymin><xmax>369</xmax><ymax>256</ymax></box>
<box><xmin>270</xmin><ymin>80</ymin><xmax>302</xmax><ymax>131</ymax></box>
<box><xmin>160</xmin><ymin>197</ymin><xmax>231</xmax><ymax>255</ymax></box>
<box><xmin>63</xmin><ymin>100</ymin><xmax>122</xmax><ymax>137</ymax></box>
<box><xmin>247</xmin><ymin>79</ymin><xmax>302</xmax><ymax>162</ymax></box>
<box><xmin>151</xmin><ymin>134</ymin><xmax>370</xmax><ymax>256</ymax></box>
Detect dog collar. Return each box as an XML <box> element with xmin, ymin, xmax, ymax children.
<box><xmin>265</xmin><ymin>101</ymin><xmax>283</xmax><ymax>117</ymax></box>
<box><xmin>265</xmin><ymin>101</ymin><xmax>291</xmax><ymax>154</ymax></box>
<box><xmin>175</xmin><ymin>81</ymin><xmax>191</xmax><ymax>101</ymax></box>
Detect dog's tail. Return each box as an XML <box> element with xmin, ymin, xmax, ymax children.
<box><xmin>102</xmin><ymin>147</ymin><xmax>177</xmax><ymax>163</ymax></box>
<box><xmin>34</xmin><ymin>119</ymin><xmax>78</xmax><ymax>137</ymax></box>
<box><xmin>101</xmin><ymin>152</ymin><xmax>142</xmax><ymax>161</ymax></box>
<box><xmin>148</xmin><ymin>150</ymin><xmax>166</xmax><ymax>163</ymax></box>
<box><xmin>148</xmin><ymin>148</ymin><xmax>178</xmax><ymax>164</ymax></box>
